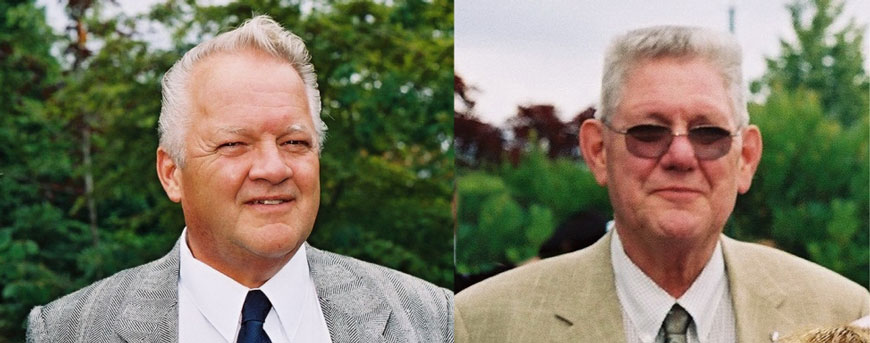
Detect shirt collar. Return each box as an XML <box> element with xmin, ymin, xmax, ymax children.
<box><xmin>611</xmin><ymin>228</ymin><xmax>727</xmax><ymax>343</ymax></box>
<box><xmin>178</xmin><ymin>228</ymin><xmax>314</xmax><ymax>342</ymax></box>
<box><xmin>677</xmin><ymin>235</ymin><xmax>727</xmax><ymax>343</ymax></box>
<box><xmin>260</xmin><ymin>240</ymin><xmax>315</xmax><ymax>341</ymax></box>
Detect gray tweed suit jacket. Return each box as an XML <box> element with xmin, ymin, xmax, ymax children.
<box><xmin>27</xmin><ymin>241</ymin><xmax>454</xmax><ymax>343</ymax></box>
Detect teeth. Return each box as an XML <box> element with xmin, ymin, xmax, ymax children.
<box><xmin>257</xmin><ymin>200</ymin><xmax>283</xmax><ymax>205</ymax></box>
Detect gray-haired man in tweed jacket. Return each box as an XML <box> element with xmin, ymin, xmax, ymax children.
<box><xmin>27</xmin><ymin>15</ymin><xmax>452</xmax><ymax>343</ymax></box>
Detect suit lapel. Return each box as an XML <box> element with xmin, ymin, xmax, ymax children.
<box><xmin>722</xmin><ymin>236</ymin><xmax>791</xmax><ymax>343</ymax></box>
<box><xmin>543</xmin><ymin>232</ymin><xmax>626</xmax><ymax>343</ymax></box>
<box><xmin>307</xmin><ymin>245</ymin><xmax>389</xmax><ymax>343</ymax></box>
<box><xmin>114</xmin><ymin>242</ymin><xmax>180</xmax><ymax>343</ymax></box>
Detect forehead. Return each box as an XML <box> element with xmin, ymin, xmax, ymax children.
<box><xmin>189</xmin><ymin>49</ymin><xmax>313</xmax><ymax>130</ymax></box>
<box><xmin>616</xmin><ymin>57</ymin><xmax>734</xmax><ymax>126</ymax></box>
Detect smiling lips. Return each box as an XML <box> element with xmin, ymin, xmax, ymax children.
<box><xmin>245</xmin><ymin>196</ymin><xmax>294</xmax><ymax>205</ymax></box>
<box><xmin>253</xmin><ymin>199</ymin><xmax>286</xmax><ymax>205</ymax></box>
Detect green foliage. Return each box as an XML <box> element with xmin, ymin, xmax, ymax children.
<box><xmin>456</xmin><ymin>147</ymin><xmax>610</xmax><ymax>275</ymax></box>
<box><xmin>0</xmin><ymin>0</ymin><xmax>75</xmax><ymax>338</ymax></box>
<box><xmin>752</xmin><ymin>0</ymin><xmax>869</xmax><ymax>126</ymax></box>
<box><xmin>735</xmin><ymin>0</ymin><xmax>869</xmax><ymax>287</ymax></box>
<box><xmin>2</xmin><ymin>0</ymin><xmax>452</xmax><ymax>340</ymax></box>
<box><xmin>732</xmin><ymin>86</ymin><xmax>869</xmax><ymax>286</ymax></box>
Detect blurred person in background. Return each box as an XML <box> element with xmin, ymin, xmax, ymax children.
<box><xmin>455</xmin><ymin>25</ymin><xmax>868</xmax><ymax>343</ymax></box>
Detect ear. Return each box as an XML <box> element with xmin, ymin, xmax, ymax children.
<box><xmin>156</xmin><ymin>147</ymin><xmax>183</xmax><ymax>203</ymax></box>
<box><xmin>736</xmin><ymin>125</ymin><xmax>762</xmax><ymax>194</ymax></box>
<box><xmin>579</xmin><ymin>119</ymin><xmax>608</xmax><ymax>186</ymax></box>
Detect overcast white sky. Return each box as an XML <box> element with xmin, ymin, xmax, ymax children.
<box><xmin>456</xmin><ymin>0</ymin><xmax>870</xmax><ymax>126</ymax></box>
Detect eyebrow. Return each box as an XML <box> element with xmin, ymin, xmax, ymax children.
<box><xmin>216</xmin><ymin>126</ymin><xmax>248</xmax><ymax>135</ymax></box>
<box><xmin>629</xmin><ymin>112</ymin><xmax>670</xmax><ymax>125</ymax></box>
<box><xmin>631</xmin><ymin>109</ymin><xmax>729</xmax><ymax>126</ymax></box>
<box><xmin>215</xmin><ymin>124</ymin><xmax>312</xmax><ymax>136</ymax></box>
<box><xmin>286</xmin><ymin>124</ymin><xmax>308</xmax><ymax>133</ymax></box>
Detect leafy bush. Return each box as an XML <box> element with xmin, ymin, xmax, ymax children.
<box><xmin>731</xmin><ymin>86</ymin><xmax>869</xmax><ymax>286</ymax></box>
<box><xmin>456</xmin><ymin>147</ymin><xmax>609</xmax><ymax>274</ymax></box>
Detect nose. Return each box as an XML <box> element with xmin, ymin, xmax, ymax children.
<box><xmin>248</xmin><ymin>143</ymin><xmax>292</xmax><ymax>184</ymax></box>
<box><xmin>659</xmin><ymin>133</ymin><xmax>696</xmax><ymax>171</ymax></box>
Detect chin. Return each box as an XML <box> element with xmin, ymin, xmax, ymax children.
<box><xmin>653</xmin><ymin>211</ymin><xmax>707</xmax><ymax>240</ymax></box>
<box><xmin>245</xmin><ymin>239</ymin><xmax>303</xmax><ymax>260</ymax></box>
<box><xmin>244</xmin><ymin>223</ymin><xmax>309</xmax><ymax>257</ymax></box>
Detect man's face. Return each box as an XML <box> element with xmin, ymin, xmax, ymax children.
<box><xmin>583</xmin><ymin>57</ymin><xmax>761</xmax><ymax>245</ymax></box>
<box><xmin>159</xmin><ymin>49</ymin><xmax>320</xmax><ymax>267</ymax></box>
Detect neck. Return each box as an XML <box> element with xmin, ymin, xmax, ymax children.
<box><xmin>186</xmin><ymin>232</ymin><xmax>297</xmax><ymax>288</ymax></box>
<box><xmin>616</xmin><ymin>227</ymin><xmax>718</xmax><ymax>298</ymax></box>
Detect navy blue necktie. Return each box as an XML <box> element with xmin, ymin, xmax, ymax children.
<box><xmin>237</xmin><ymin>290</ymin><xmax>272</xmax><ymax>343</ymax></box>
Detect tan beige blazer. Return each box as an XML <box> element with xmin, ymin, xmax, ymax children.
<box><xmin>455</xmin><ymin>231</ymin><xmax>869</xmax><ymax>343</ymax></box>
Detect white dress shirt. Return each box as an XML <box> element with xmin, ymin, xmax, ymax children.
<box><xmin>611</xmin><ymin>228</ymin><xmax>736</xmax><ymax>343</ymax></box>
<box><xmin>178</xmin><ymin>229</ymin><xmax>332</xmax><ymax>343</ymax></box>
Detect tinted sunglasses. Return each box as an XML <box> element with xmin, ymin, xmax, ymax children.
<box><xmin>602</xmin><ymin>122</ymin><xmax>739</xmax><ymax>160</ymax></box>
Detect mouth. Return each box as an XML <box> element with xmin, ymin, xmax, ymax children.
<box><xmin>653</xmin><ymin>187</ymin><xmax>703</xmax><ymax>201</ymax></box>
<box><xmin>245</xmin><ymin>196</ymin><xmax>295</xmax><ymax>206</ymax></box>
<box><xmin>249</xmin><ymin>199</ymin><xmax>289</xmax><ymax>205</ymax></box>
<box><xmin>655</xmin><ymin>187</ymin><xmax>701</xmax><ymax>193</ymax></box>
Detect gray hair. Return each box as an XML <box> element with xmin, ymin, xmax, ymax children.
<box><xmin>597</xmin><ymin>25</ymin><xmax>748</xmax><ymax>128</ymax></box>
<box><xmin>158</xmin><ymin>15</ymin><xmax>326</xmax><ymax>167</ymax></box>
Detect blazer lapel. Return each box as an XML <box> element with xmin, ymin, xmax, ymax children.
<box><xmin>543</xmin><ymin>231</ymin><xmax>626</xmax><ymax>343</ymax></box>
<box><xmin>307</xmin><ymin>245</ymin><xmax>389</xmax><ymax>343</ymax></box>
<box><xmin>114</xmin><ymin>242</ymin><xmax>180</xmax><ymax>343</ymax></box>
<box><xmin>722</xmin><ymin>236</ymin><xmax>791</xmax><ymax>343</ymax></box>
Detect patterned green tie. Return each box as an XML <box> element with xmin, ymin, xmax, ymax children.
<box><xmin>663</xmin><ymin>304</ymin><xmax>691</xmax><ymax>343</ymax></box>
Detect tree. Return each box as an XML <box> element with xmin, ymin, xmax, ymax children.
<box><xmin>508</xmin><ymin>105</ymin><xmax>594</xmax><ymax>161</ymax></box>
<box><xmin>454</xmin><ymin>76</ymin><xmax>606</xmax><ymax>277</ymax></box>
<box><xmin>456</xmin><ymin>146</ymin><xmax>610</xmax><ymax>276</ymax></box>
<box><xmin>735</xmin><ymin>0</ymin><xmax>869</xmax><ymax>286</ymax></box>
<box><xmin>2</xmin><ymin>0</ymin><xmax>453</xmax><ymax>340</ymax></box>
<box><xmin>751</xmin><ymin>0</ymin><xmax>868</xmax><ymax>126</ymax></box>
<box><xmin>0</xmin><ymin>0</ymin><xmax>74</xmax><ymax>339</ymax></box>
<box><xmin>732</xmin><ymin>86</ymin><xmax>869</xmax><ymax>286</ymax></box>
<box><xmin>455</xmin><ymin>75</ymin><xmax>505</xmax><ymax>166</ymax></box>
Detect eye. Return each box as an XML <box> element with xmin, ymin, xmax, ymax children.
<box><xmin>282</xmin><ymin>139</ymin><xmax>313</xmax><ymax>151</ymax></box>
<box><xmin>689</xmin><ymin>126</ymin><xmax>732</xmax><ymax>145</ymax></box>
<box><xmin>218</xmin><ymin>142</ymin><xmax>244</xmax><ymax>149</ymax></box>
<box><xmin>626</xmin><ymin>125</ymin><xmax>670</xmax><ymax>142</ymax></box>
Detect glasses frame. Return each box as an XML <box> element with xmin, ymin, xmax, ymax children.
<box><xmin>601</xmin><ymin>120</ymin><xmax>741</xmax><ymax>160</ymax></box>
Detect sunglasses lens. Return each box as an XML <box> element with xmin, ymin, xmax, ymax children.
<box><xmin>626</xmin><ymin>125</ymin><xmax>670</xmax><ymax>142</ymax></box>
<box><xmin>619</xmin><ymin>125</ymin><xmax>735</xmax><ymax>160</ymax></box>
<box><xmin>689</xmin><ymin>127</ymin><xmax>731</xmax><ymax>145</ymax></box>
<box><xmin>624</xmin><ymin>125</ymin><xmax>671</xmax><ymax>158</ymax></box>
<box><xmin>689</xmin><ymin>127</ymin><xmax>733</xmax><ymax>160</ymax></box>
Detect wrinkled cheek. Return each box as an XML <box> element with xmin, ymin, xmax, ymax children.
<box><xmin>609</xmin><ymin>162</ymin><xmax>654</xmax><ymax>201</ymax></box>
<box><xmin>713</xmin><ymin>189</ymin><xmax>738</xmax><ymax>226</ymax></box>
<box><xmin>608</xmin><ymin>181</ymin><xmax>644</xmax><ymax>222</ymax></box>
